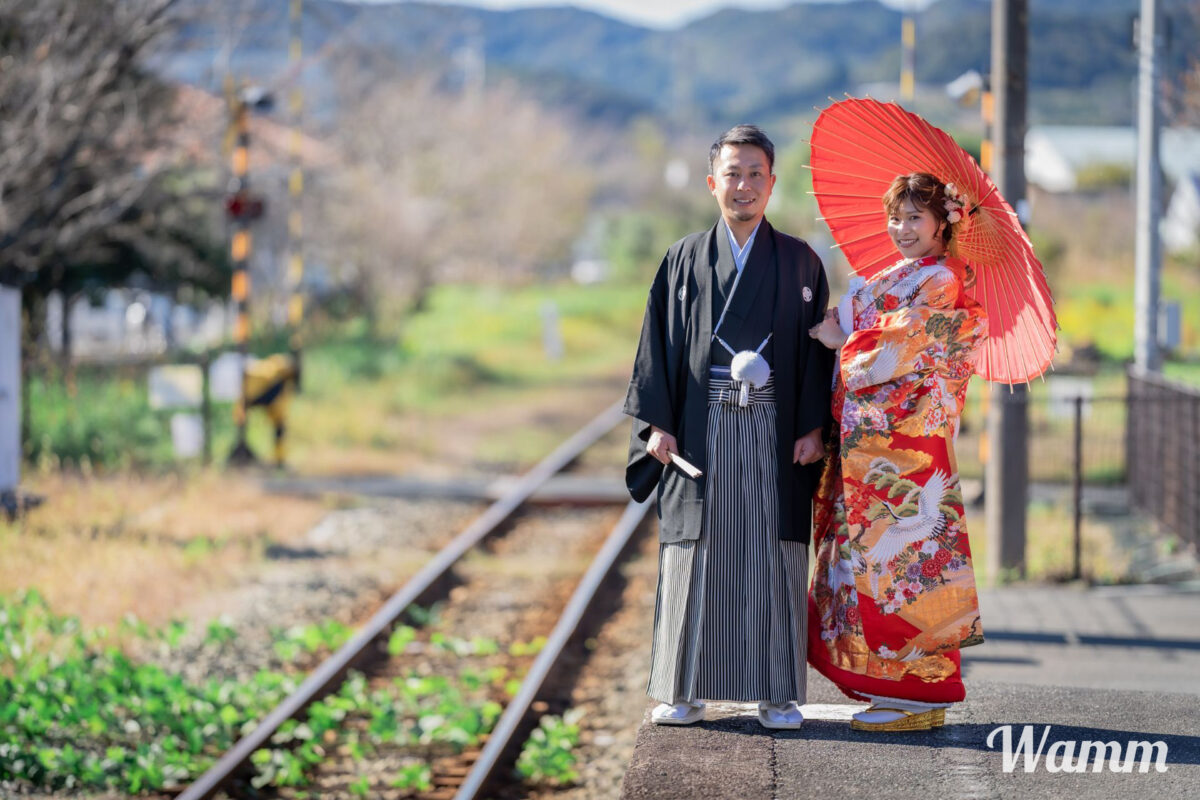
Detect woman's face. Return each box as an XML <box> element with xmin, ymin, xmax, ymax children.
<box><xmin>887</xmin><ymin>198</ymin><xmax>946</xmax><ymax>261</ymax></box>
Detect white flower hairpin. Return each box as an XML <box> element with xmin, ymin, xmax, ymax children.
<box><xmin>943</xmin><ymin>182</ymin><xmax>970</xmax><ymax>225</ymax></box>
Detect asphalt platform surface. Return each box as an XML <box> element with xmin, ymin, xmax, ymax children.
<box><xmin>619</xmin><ymin>583</ymin><xmax>1200</xmax><ymax>800</ymax></box>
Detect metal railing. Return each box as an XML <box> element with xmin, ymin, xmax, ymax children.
<box><xmin>952</xmin><ymin>371</ymin><xmax>1199</xmax><ymax>579</ymax></box>
<box><xmin>1127</xmin><ymin>369</ymin><xmax>1200</xmax><ymax>552</ymax></box>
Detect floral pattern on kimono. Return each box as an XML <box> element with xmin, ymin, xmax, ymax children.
<box><xmin>810</xmin><ymin>256</ymin><xmax>987</xmax><ymax>685</ymax></box>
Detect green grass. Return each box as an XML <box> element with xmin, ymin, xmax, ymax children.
<box><xmin>1164</xmin><ymin>360</ymin><xmax>1200</xmax><ymax>388</ymax></box>
<box><xmin>394</xmin><ymin>281</ymin><xmax>647</xmax><ymax>395</ymax></box>
<box><xmin>1052</xmin><ymin>259</ymin><xmax>1200</xmax><ymax>365</ymax></box>
<box><xmin>0</xmin><ymin>589</ymin><xmax>296</xmax><ymax>793</ymax></box>
<box><xmin>26</xmin><ymin>372</ymin><xmax>177</xmax><ymax>471</ymax></box>
<box><xmin>1055</xmin><ymin>282</ymin><xmax>1136</xmax><ymax>361</ymax></box>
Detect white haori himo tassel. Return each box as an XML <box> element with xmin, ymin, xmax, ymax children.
<box><xmin>730</xmin><ymin>349</ymin><xmax>770</xmax><ymax>407</ymax></box>
<box><xmin>716</xmin><ymin>333</ymin><xmax>772</xmax><ymax>407</ymax></box>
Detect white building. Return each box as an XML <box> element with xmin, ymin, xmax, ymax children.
<box><xmin>1162</xmin><ymin>173</ymin><xmax>1200</xmax><ymax>254</ymax></box>
<box><xmin>44</xmin><ymin>290</ymin><xmax>229</xmax><ymax>360</ymax></box>
<box><xmin>1025</xmin><ymin>125</ymin><xmax>1200</xmax><ymax>193</ymax></box>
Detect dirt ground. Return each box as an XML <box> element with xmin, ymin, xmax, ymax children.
<box><xmin>0</xmin><ymin>373</ymin><xmax>631</xmax><ymax>631</ymax></box>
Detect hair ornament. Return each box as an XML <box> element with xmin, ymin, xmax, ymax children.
<box><xmin>943</xmin><ymin>182</ymin><xmax>969</xmax><ymax>225</ymax></box>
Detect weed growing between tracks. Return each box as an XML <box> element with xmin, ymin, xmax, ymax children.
<box><xmin>516</xmin><ymin>710</ymin><xmax>584</xmax><ymax>786</ymax></box>
<box><xmin>0</xmin><ymin>591</ymin><xmax>582</xmax><ymax>796</ymax></box>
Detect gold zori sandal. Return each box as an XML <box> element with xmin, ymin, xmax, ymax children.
<box><xmin>850</xmin><ymin>706</ymin><xmax>946</xmax><ymax>732</ymax></box>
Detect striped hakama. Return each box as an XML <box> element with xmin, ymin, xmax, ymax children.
<box><xmin>647</xmin><ymin>369</ymin><xmax>810</xmax><ymax>706</ymax></box>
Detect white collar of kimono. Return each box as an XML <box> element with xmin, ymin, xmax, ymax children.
<box><xmin>713</xmin><ymin>218</ymin><xmax>772</xmax><ymax>369</ymax></box>
<box><xmin>724</xmin><ymin>218</ymin><xmax>762</xmax><ymax>274</ymax></box>
<box><xmin>713</xmin><ymin>218</ymin><xmax>764</xmax><ymax>340</ymax></box>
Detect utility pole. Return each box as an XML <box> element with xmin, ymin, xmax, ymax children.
<box><xmin>0</xmin><ymin>284</ymin><xmax>19</xmax><ymax>509</ymax></box>
<box><xmin>985</xmin><ymin>0</ymin><xmax>1030</xmax><ymax>581</ymax></box>
<box><xmin>1134</xmin><ymin>0</ymin><xmax>1164</xmax><ymax>373</ymax></box>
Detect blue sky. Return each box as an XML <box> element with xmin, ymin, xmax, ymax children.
<box><xmin>351</xmin><ymin>0</ymin><xmax>937</xmax><ymax>30</ymax></box>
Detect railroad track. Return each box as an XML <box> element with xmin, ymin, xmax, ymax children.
<box><xmin>178</xmin><ymin>401</ymin><xmax>650</xmax><ymax>800</ymax></box>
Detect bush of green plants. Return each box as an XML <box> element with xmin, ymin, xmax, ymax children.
<box><xmin>0</xmin><ymin>592</ymin><xmax>580</xmax><ymax>795</ymax></box>
<box><xmin>0</xmin><ymin>590</ymin><xmax>293</xmax><ymax>793</ymax></box>
<box><xmin>25</xmin><ymin>370</ymin><xmax>178</xmax><ymax>471</ymax></box>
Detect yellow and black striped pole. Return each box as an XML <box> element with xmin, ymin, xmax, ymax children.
<box><xmin>900</xmin><ymin>14</ymin><xmax>916</xmax><ymax>102</ymax></box>
<box><xmin>980</xmin><ymin>88</ymin><xmax>995</xmax><ymax>173</ymax></box>
<box><xmin>229</xmin><ymin>80</ymin><xmax>256</xmax><ymax>463</ymax></box>
<box><xmin>286</xmin><ymin>0</ymin><xmax>305</xmax><ymax>359</ymax></box>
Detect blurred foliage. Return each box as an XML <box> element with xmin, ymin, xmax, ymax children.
<box><xmin>1056</xmin><ymin>283</ymin><xmax>1137</xmax><ymax>361</ymax></box>
<box><xmin>1075</xmin><ymin>162</ymin><xmax>1134</xmax><ymax>192</ymax></box>
<box><xmin>603</xmin><ymin>212</ymin><xmax>701</xmax><ymax>283</ymax></box>
<box><xmin>1025</xmin><ymin>188</ymin><xmax>1200</xmax><ymax>367</ymax></box>
<box><xmin>948</xmin><ymin>131</ymin><xmax>984</xmax><ymax>166</ymax></box>
<box><xmin>771</xmin><ymin>138</ymin><xmax>819</xmax><ymax>240</ymax></box>
<box><xmin>0</xmin><ymin>589</ymin><xmax>294</xmax><ymax>794</ymax></box>
<box><xmin>26</xmin><ymin>367</ymin><xmax>174</xmax><ymax>472</ymax></box>
<box><xmin>1025</xmin><ymin>225</ymin><xmax>1068</xmax><ymax>285</ymax></box>
<box><xmin>1164</xmin><ymin>360</ymin><xmax>1200</xmax><ymax>387</ymax></box>
<box><xmin>316</xmin><ymin>59</ymin><xmax>596</xmax><ymax>330</ymax></box>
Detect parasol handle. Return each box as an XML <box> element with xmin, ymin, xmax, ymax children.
<box><xmin>969</xmin><ymin>184</ymin><xmax>998</xmax><ymax>216</ymax></box>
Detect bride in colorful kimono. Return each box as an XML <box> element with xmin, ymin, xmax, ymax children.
<box><xmin>807</xmin><ymin>171</ymin><xmax>987</xmax><ymax>732</ymax></box>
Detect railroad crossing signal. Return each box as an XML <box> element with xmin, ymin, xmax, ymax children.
<box><xmin>224</xmin><ymin>77</ymin><xmax>274</xmax><ymax>467</ymax></box>
<box><xmin>224</xmin><ymin>191</ymin><xmax>265</xmax><ymax>221</ymax></box>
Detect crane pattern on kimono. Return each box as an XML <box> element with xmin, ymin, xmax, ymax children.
<box><xmin>865</xmin><ymin>469</ymin><xmax>950</xmax><ymax>597</ymax></box>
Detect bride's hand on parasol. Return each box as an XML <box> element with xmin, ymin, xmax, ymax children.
<box><xmin>647</xmin><ymin>426</ymin><xmax>679</xmax><ymax>466</ymax></box>
<box><xmin>809</xmin><ymin>309</ymin><xmax>848</xmax><ymax>350</ymax></box>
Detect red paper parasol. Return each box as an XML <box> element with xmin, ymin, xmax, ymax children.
<box><xmin>809</xmin><ymin>96</ymin><xmax>1057</xmax><ymax>385</ymax></box>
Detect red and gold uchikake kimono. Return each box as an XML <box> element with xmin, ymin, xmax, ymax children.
<box><xmin>807</xmin><ymin>255</ymin><xmax>987</xmax><ymax>704</ymax></box>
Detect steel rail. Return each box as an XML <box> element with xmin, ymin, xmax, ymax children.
<box><xmin>454</xmin><ymin>496</ymin><xmax>651</xmax><ymax>800</ymax></box>
<box><xmin>178</xmin><ymin>400</ymin><xmax>629</xmax><ymax>800</ymax></box>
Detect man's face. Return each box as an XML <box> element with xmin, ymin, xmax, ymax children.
<box><xmin>707</xmin><ymin>143</ymin><xmax>776</xmax><ymax>226</ymax></box>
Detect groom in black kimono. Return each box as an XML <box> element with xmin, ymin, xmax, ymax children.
<box><xmin>624</xmin><ymin>124</ymin><xmax>832</xmax><ymax>728</ymax></box>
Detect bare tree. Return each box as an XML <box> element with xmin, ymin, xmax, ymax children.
<box><xmin>0</xmin><ymin>0</ymin><xmax>191</xmax><ymax>495</ymax></box>
<box><xmin>315</xmin><ymin>61</ymin><xmax>595</xmax><ymax>329</ymax></box>
<box><xmin>0</xmin><ymin>0</ymin><xmax>183</xmax><ymax>288</ymax></box>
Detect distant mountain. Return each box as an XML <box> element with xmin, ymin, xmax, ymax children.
<box><xmin>161</xmin><ymin>0</ymin><xmax>1192</xmax><ymax>129</ymax></box>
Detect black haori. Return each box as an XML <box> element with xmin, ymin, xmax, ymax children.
<box><xmin>647</xmin><ymin>369</ymin><xmax>809</xmax><ymax>705</ymax></box>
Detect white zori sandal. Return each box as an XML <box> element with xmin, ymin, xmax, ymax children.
<box><xmin>651</xmin><ymin>701</ymin><xmax>706</xmax><ymax>725</ymax></box>
<box><xmin>758</xmin><ymin>701</ymin><xmax>805</xmax><ymax>730</ymax></box>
